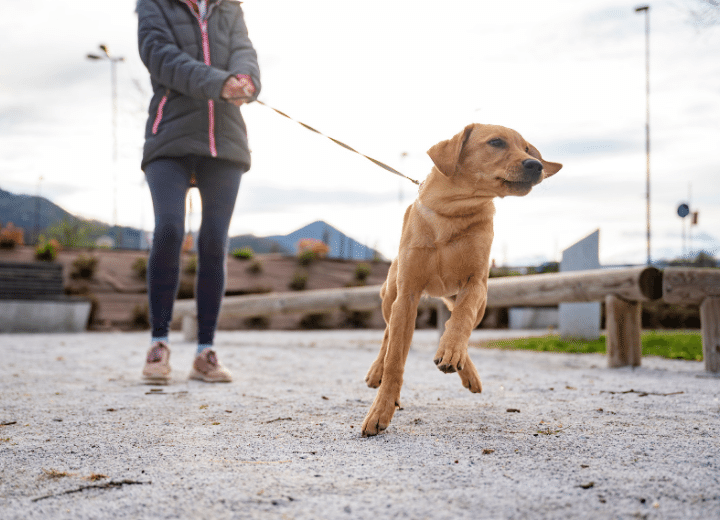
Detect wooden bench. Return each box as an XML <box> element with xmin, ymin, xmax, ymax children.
<box><xmin>0</xmin><ymin>261</ymin><xmax>91</xmax><ymax>333</ymax></box>
<box><xmin>0</xmin><ymin>262</ymin><xmax>64</xmax><ymax>300</ymax></box>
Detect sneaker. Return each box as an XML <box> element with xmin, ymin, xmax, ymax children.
<box><xmin>142</xmin><ymin>342</ymin><xmax>171</xmax><ymax>383</ymax></box>
<box><xmin>189</xmin><ymin>349</ymin><xmax>232</xmax><ymax>383</ymax></box>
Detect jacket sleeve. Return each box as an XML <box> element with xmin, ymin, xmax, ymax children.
<box><xmin>137</xmin><ymin>0</ymin><xmax>229</xmax><ymax>100</ymax></box>
<box><xmin>227</xmin><ymin>4</ymin><xmax>261</xmax><ymax>101</ymax></box>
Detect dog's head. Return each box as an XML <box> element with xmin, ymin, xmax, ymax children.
<box><xmin>427</xmin><ymin>123</ymin><xmax>562</xmax><ymax>197</ymax></box>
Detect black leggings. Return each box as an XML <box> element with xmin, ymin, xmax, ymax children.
<box><xmin>145</xmin><ymin>155</ymin><xmax>243</xmax><ymax>345</ymax></box>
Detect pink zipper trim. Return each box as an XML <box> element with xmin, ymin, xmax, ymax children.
<box><xmin>152</xmin><ymin>94</ymin><xmax>168</xmax><ymax>135</ymax></box>
<box><xmin>199</xmin><ymin>20</ymin><xmax>217</xmax><ymax>156</ymax></box>
<box><xmin>182</xmin><ymin>1</ymin><xmax>218</xmax><ymax>157</ymax></box>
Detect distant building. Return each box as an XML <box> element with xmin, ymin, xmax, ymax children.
<box><xmin>96</xmin><ymin>236</ymin><xmax>115</xmax><ymax>249</ymax></box>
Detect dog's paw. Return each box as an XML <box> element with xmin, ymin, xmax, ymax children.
<box><xmin>458</xmin><ymin>357</ymin><xmax>483</xmax><ymax>393</ymax></box>
<box><xmin>433</xmin><ymin>345</ymin><xmax>467</xmax><ymax>374</ymax></box>
<box><xmin>361</xmin><ymin>393</ymin><xmax>399</xmax><ymax>437</ymax></box>
<box><xmin>364</xmin><ymin>360</ymin><xmax>383</xmax><ymax>388</ymax></box>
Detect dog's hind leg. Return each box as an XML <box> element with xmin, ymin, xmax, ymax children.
<box><xmin>365</xmin><ymin>264</ymin><xmax>398</xmax><ymax>388</ymax></box>
<box><xmin>362</xmin><ymin>284</ymin><xmax>420</xmax><ymax>436</ymax></box>
<box><xmin>365</xmin><ymin>326</ymin><xmax>390</xmax><ymax>388</ymax></box>
<box><xmin>457</xmin><ymin>355</ymin><xmax>482</xmax><ymax>393</ymax></box>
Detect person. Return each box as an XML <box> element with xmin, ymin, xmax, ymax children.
<box><xmin>136</xmin><ymin>0</ymin><xmax>260</xmax><ymax>383</ymax></box>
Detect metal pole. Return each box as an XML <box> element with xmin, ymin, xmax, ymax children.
<box><xmin>636</xmin><ymin>6</ymin><xmax>651</xmax><ymax>265</ymax></box>
<box><xmin>34</xmin><ymin>176</ymin><xmax>43</xmax><ymax>245</ymax></box>
<box><xmin>87</xmin><ymin>45</ymin><xmax>124</xmax><ymax>248</ymax></box>
<box><xmin>110</xmin><ymin>58</ymin><xmax>120</xmax><ymax>247</ymax></box>
<box><xmin>644</xmin><ymin>9</ymin><xmax>650</xmax><ymax>266</ymax></box>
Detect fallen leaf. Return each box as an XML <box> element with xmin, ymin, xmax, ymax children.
<box><xmin>84</xmin><ymin>473</ymin><xmax>108</xmax><ymax>481</ymax></box>
<box><xmin>42</xmin><ymin>468</ymin><xmax>74</xmax><ymax>479</ymax></box>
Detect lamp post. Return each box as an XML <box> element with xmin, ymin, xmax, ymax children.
<box><xmin>87</xmin><ymin>44</ymin><xmax>125</xmax><ymax>248</ymax></box>
<box><xmin>635</xmin><ymin>5</ymin><xmax>650</xmax><ymax>265</ymax></box>
<box><xmin>33</xmin><ymin>176</ymin><xmax>43</xmax><ymax>245</ymax></box>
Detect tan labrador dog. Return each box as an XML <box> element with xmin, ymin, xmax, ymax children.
<box><xmin>362</xmin><ymin>123</ymin><xmax>562</xmax><ymax>436</ymax></box>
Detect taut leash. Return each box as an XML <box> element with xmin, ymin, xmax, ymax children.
<box><xmin>254</xmin><ymin>100</ymin><xmax>421</xmax><ymax>186</ymax></box>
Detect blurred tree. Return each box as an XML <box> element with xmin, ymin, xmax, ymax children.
<box><xmin>43</xmin><ymin>218</ymin><xmax>105</xmax><ymax>248</ymax></box>
<box><xmin>669</xmin><ymin>251</ymin><xmax>717</xmax><ymax>267</ymax></box>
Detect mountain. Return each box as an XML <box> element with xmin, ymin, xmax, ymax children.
<box><xmin>0</xmin><ymin>188</ymin><xmax>74</xmax><ymax>241</ymax></box>
<box><xmin>1</xmin><ymin>189</ymin><xmax>381</xmax><ymax>258</ymax></box>
<box><xmin>265</xmin><ymin>221</ymin><xmax>383</xmax><ymax>260</ymax></box>
<box><xmin>227</xmin><ymin>234</ymin><xmax>292</xmax><ymax>255</ymax></box>
<box><xmin>0</xmin><ymin>188</ymin><xmax>144</xmax><ymax>249</ymax></box>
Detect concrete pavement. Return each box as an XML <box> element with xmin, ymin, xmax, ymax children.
<box><xmin>1</xmin><ymin>329</ymin><xmax>718</xmax><ymax>519</ymax></box>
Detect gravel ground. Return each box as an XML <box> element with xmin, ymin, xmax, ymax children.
<box><xmin>1</xmin><ymin>329</ymin><xmax>719</xmax><ymax>520</ymax></box>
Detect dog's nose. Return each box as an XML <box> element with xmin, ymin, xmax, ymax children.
<box><xmin>522</xmin><ymin>159</ymin><xmax>543</xmax><ymax>182</ymax></box>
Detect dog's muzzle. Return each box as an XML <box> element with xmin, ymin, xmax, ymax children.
<box><xmin>521</xmin><ymin>159</ymin><xmax>543</xmax><ymax>184</ymax></box>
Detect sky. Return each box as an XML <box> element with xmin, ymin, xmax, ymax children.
<box><xmin>1</xmin><ymin>0</ymin><xmax>719</xmax><ymax>265</ymax></box>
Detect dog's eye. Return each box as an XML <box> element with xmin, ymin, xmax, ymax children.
<box><xmin>488</xmin><ymin>138</ymin><xmax>505</xmax><ymax>148</ymax></box>
<box><xmin>525</xmin><ymin>146</ymin><xmax>529</xmax><ymax>153</ymax></box>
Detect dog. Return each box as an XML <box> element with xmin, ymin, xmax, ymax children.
<box><xmin>361</xmin><ymin>123</ymin><xmax>562</xmax><ymax>436</ymax></box>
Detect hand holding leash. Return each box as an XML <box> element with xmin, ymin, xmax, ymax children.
<box><xmin>221</xmin><ymin>75</ymin><xmax>256</xmax><ymax>106</ymax></box>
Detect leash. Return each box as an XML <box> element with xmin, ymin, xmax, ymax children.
<box><xmin>254</xmin><ymin>100</ymin><xmax>421</xmax><ymax>186</ymax></box>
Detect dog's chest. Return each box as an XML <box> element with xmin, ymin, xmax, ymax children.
<box><xmin>421</xmin><ymin>240</ymin><xmax>489</xmax><ymax>297</ymax></box>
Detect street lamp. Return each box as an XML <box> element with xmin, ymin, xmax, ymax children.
<box><xmin>33</xmin><ymin>176</ymin><xmax>43</xmax><ymax>245</ymax></box>
<box><xmin>635</xmin><ymin>5</ymin><xmax>650</xmax><ymax>265</ymax></box>
<box><xmin>87</xmin><ymin>44</ymin><xmax>125</xmax><ymax>247</ymax></box>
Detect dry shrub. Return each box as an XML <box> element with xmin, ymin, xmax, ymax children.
<box><xmin>297</xmin><ymin>238</ymin><xmax>329</xmax><ymax>265</ymax></box>
<box><xmin>177</xmin><ymin>279</ymin><xmax>195</xmax><ymax>299</ymax></box>
<box><xmin>132</xmin><ymin>257</ymin><xmax>148</xmax><ymax>280</ymax></box>
<box><xmin>35</xmin><ymin>239</ymin><xmax>61</xmax><ymax>261</ymax></box>
<box><xmin>246</xmin><ymin>259</ymin><xmax>263</xmax><ymax>275</ymax></box>
<box><xmin>131</xmin><ymin>303</ymin><xmax>150</xmax><ymax>329</ymax></box>
<box><xmin>299</xmin><ymin>313</ymin><xmax>332</xmax><ymax>329</ymax></box>
<box><xmin>0</xmin><ymin>222</ymin><xmax>24</xmax><ymax>248</ymax></box>
<box><xmin>289</xmin><ymin>269</ymin><xmax>308</xmax><ymax>291</ymax></box>
<box><xmin>70</xmin><ymin>255</ymin><xmax>98</xmax><ymax>279</ymax></box>
<box><xmin>243</xmin><ymin>315</ymin><xmax>270</xmax><ymax>329</ymax></box>
<box><xmin>183</xmin><ymin>255</ymin><xmax>197</xmax><ymax>275</ymax></box>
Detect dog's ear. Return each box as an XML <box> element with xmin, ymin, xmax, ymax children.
<box><xmin>527</xmin><ymin>143</ymin><xmax>562</xmax><ymax>178</ymax></box>
<box><xmin>542</xmin><ymin>160</ymin><xmax>563</xmax><ymax>177</ymax></box>
<box><xmin>427</xmin><ymin>124</ymin><xmax>474</xmax><ymax>177</ymax></box>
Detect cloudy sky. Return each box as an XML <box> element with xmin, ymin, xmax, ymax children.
<box><xmin>1</xmin><ymin>0</ymin><xmax>718</xmax><ymax>265</ymax></box>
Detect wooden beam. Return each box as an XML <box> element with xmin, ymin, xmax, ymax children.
<box><xmin>662</xmin><ymin>267</ymin><xmax>720</xmax><ymax>305</ymax></box>
<box><xmin>485</xmin><ymin>266</ymin><xmax>662</xmax><ymax>307</ymax></box>
<box><xmin>605</xmin><ymin>294</ymin><xmax>642</xmax><ymax>368</ymax></box>
<box><xmin>176</xmin><ymin>266</ymin><xmax>661</xmax><ymax>318</ymax></box>
<box><xmin>175</xmin><ymin>266</ymin><xmax>663</xmax><ymax>340</ymax></box>
<box><xmin>175</xmin><ymin>285</ymin><xmax>383</xmax><ymax>318</ymax></box>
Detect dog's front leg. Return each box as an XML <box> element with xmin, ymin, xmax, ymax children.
<box><xmin>362</xmin><ymin>290</ymin><xmax>420</xmax><ymax>436</ymax></box>
<box><xmin>434</xmin><ymin>281</ymin><xmax>485</xmax><ymax>393</ymax></box>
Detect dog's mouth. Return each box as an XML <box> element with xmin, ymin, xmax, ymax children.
<box><xmin>500</xmin><ymin>178</ymin><xmax>535</xmax><ymax>191</ymax></box>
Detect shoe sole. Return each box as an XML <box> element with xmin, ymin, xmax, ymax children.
<box><xmin>142</xmin><ymin>374</ymin><xmax>171</xmax><ymax>384</ymax></box>
<box><xmin>189</xmin><ymin>369</ymin><xmax>232</xmax><ymax>383</ymax></box>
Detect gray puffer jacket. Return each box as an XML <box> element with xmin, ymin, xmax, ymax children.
<box><xmin>137</xmin><ymin>0</ymin><xmax>261</xmax><ymax>171</ymax></box>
